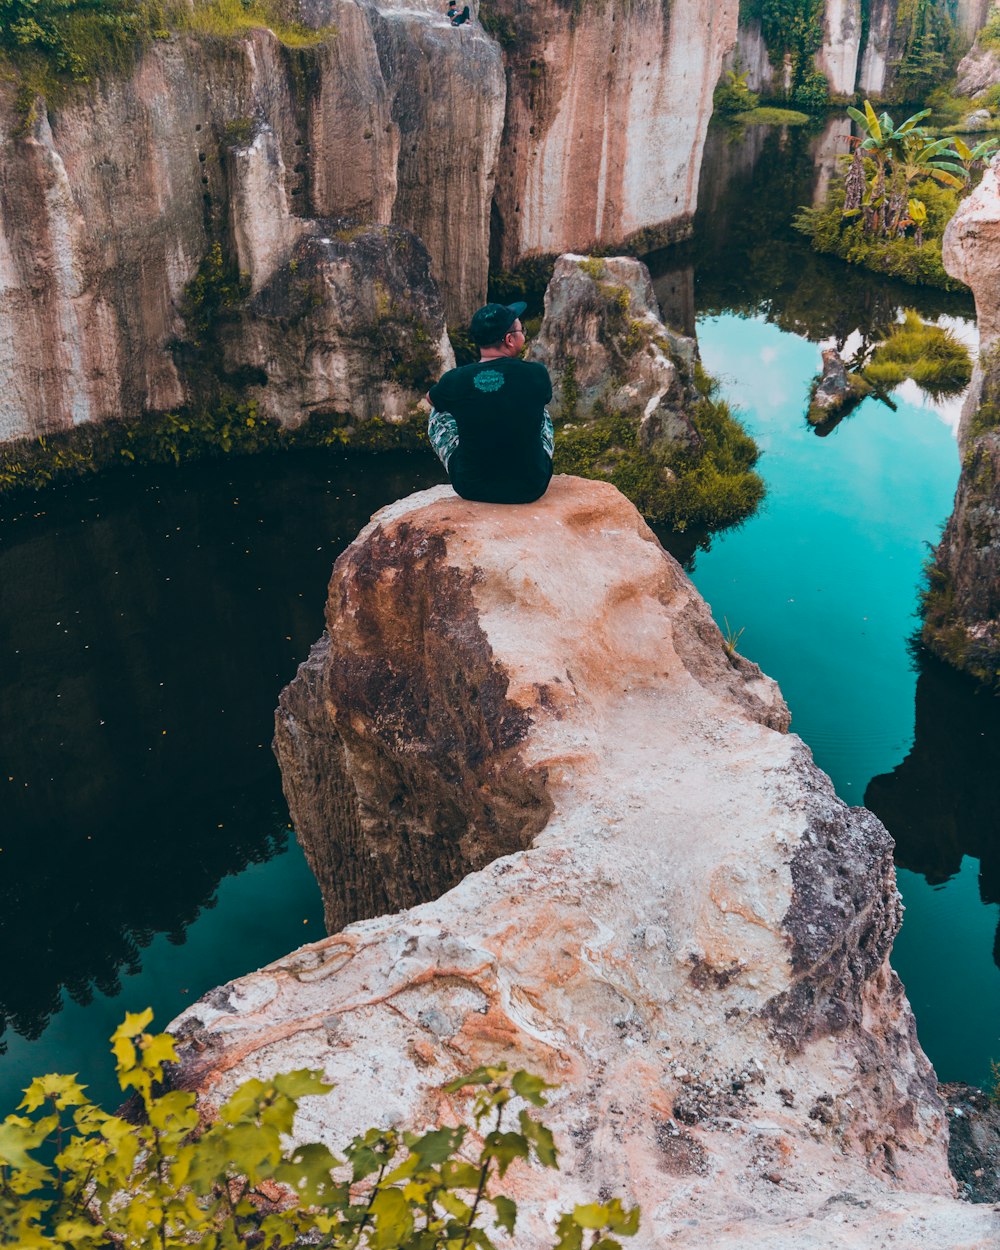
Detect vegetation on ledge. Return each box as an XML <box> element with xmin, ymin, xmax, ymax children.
<box><xmin>0</xmin><ymin>403</ymin><xmax>426</xmax><ymax>496</ymax></box>
<box><xmin>794</xmin><ymin>101</ymin><xmax>996</xmax><ymax>292</ymax></box>
<box><xmin>794</xmin><ymin>191</ymin><xmax>961</xmax><ymax>289</ymax></box>
<box><xmin>0</xmin><ymin>0</ymin><xmax>332</xmax><ymax>116</ymax></box>
<box><xmin>864</xmin><ymin>309</ymin><xmax>972</xmax><ymax>395</ymax></box>
<box><xmin>734</xmin><ymin>106</ymin><xmax>812</xmax><ymax>126</ymax></box>
<box><xmin>0</xmin><ymin>1010</ymin><xmax>640</xmax><ymax>1250</ymax></box>
<box><xmin>179</xmin><ymin>0</ymin><xmax>332</xmax><ymax>47</ymax></box>
<box><xmin>553</xmin><ymin>373</ymin><xmax>764</xmax><ymax>534</ymax></box>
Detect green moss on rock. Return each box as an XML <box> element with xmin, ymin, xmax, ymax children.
<box><xmin>554</xmin><ymin>391</ymin><xmax>764</xmax><ymax>533</ymax></box>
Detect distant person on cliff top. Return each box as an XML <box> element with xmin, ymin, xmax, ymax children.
<box><xmin>427</xmin><ymin>301</ymin><xmax>554</xmax><ymax>504</ymax></box>
<box><xmin>448</xmin><ymin>3</ymin><xmax>471</xmax><ymax>23</ymax></box>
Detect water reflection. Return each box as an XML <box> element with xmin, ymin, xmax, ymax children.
<box><xmin>644</xmin><ymin>118</ymin><xmax>974</xmax><ymax>346</ymax></box>
<box><xmin>866</xmin><ymin>653</ymin><xmax>1000</xmax><ymax>968</ymax></box>
<box><xmin>0</xmin><ymin>450</ymin><xmax>444</xmax><ymax>1050</ymax></box>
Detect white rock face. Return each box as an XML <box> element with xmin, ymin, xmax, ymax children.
<box><xmin>815</xmin><ymin>0</ymin><xmax>864</xmax><ymax>96</ymax></box>
<box><xmin>173</xmin><ymin>477</ymin><xmax>999</xmax><ymax>1250</ymax></box>
<box><xmin>729</xmin><ymin>20</ymin><xmax>774</xmax><ymax>94</ymax></box>
<box><xmin>857</xmin><ymin>0</ymin><xmax>905</xmax><ymax>98</ymax></box>
<box><xmin>944</xmin><ymin>155</ymin><xmax>1000</xmax><ymax>347</ymax></box>
<box><xmin>492</xmin><ymin>0</ymin><xmax>739</xmax><ymax>265</ymax></box>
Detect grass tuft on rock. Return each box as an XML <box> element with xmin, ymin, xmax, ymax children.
<box><xmin>180</xmin><ymin>0</ymin><xmax>333</xmax><ymax>46</ymax></box>
<box><xmin>865</xmin><ymin>310</ymin><xmax>972</xmax><ymax>397</ymax></box>
<box><xmin>733</xmin><ymin>107</ymin><xmax>812</xmax><ymax>126</ymax></box>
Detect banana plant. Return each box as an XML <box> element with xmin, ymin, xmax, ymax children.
<box><xmin>906</xmin><ymin>197</ymin><xmax>928</xmax><ymax>246</ymax></box>
<box><xmin>952</xmin><ymin>134</ymin><xmax>1000</xmax><ymax>177</ymax></box>
<box><xmin>898</xmin><ymin>136</ymin><xmax>969</xmax><ymax>190</ymax></box>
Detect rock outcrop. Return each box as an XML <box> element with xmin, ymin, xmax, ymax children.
<box><xmin>925</xmin><ymin>156</ymin><xmax>1000</xmax><ymax>685</ymax></box>
<box><xmin>172</xmin><ymin>477</ymin><xmax>999</xmax><ymax>1248</ymax></box>
<box><xmin>528</xmin><ymin>255</ymin><xmax>698</xmax><ymax>453</ymax></box>
<box><xmin>957</xmin><ymin>38</ymin><xmax>1000</xmax><ymax>98</ymax></box>
<box><xmin>0</xmin><ymin>0</ymin><xmax>750</xmax><ymax>448</ymax></box>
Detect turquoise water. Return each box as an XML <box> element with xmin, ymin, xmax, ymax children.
<box><xmin>693</xmin><ymin>313</ymin><xmax>1000</xmax><ymax>1086</ymax></box>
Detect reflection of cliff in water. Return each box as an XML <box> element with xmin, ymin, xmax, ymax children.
<box><xmin>865</xmin><ymin>653</ymin><xmax>1000</xmax><ymax>968</ymax></box>
<box><xmin>0</xmin><ymin>450</ymin><xmax>443</xmax><ymax>1049</ymax></box>
<box><xmin>645</xmin><ymin>117</ymin><xmax>974</xmax><ymax>340</ymax></box>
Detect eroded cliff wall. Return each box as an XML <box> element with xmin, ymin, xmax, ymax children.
<box><xmin>0</xmin><ymin>9</ymin><xmax>503</xmax><ymax>442</ymax></box>
<box><xmin>816</xmin><ymin>0</ymin><xmax>865</xmax><ymax>96</ymax></box>
<box><xmin>170</xmin><ymin>477</ymin><xmax>999</xmax><ymax>1249</ymax></box>
<box><xmin>925</xmin><ymin>156</ymin><xmax>1000</xmax><ymax>686</ymax></box>
<box><xmin>489</xmin><ymin>0</ymin><xmax>739</xmax><ymax>267</ymax></box>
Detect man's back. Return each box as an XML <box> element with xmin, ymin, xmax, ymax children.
<box><xmin>429</xmin><ymin>356</ymin><xmax>552</xmax><ymax>504</ymax></box>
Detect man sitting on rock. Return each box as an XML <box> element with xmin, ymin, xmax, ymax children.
<box><xmin>427</xmin><ymin>301</ymin><xmax>555</xmax><ymax>504</ymax></box>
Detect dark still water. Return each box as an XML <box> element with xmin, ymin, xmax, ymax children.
<box><xmin>0</xmin><ymin>450</ymin><xmax>444</xmax><ymax>1108</ymax></box>
<box><xmin>1</xmin><ymin>117</ymin><xmax>997</xmax><ymax>1109</ymax></box>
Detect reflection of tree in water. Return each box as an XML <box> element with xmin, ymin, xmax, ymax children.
<box><xmin>644</xmin><ymin>120</ymin><xmax>973</xmax><ymax>346</ymax></box>
<box><xmin>0</xmin><ymin>449</ymin><xmax>443</xmax><ymax>1049</ymax></box>
<box><xmin>865</xmin><ymin>653</ymin><xmax>1000</xmax><ymax>969</ymax></box>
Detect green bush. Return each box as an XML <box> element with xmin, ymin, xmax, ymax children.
<box><xmin>864</xmin><ymin>308</ymin><xmax>972</xmax><ymax>396</ymax></box>
<box><xmin>0</xmin><ymin>1010</ymin><xmax>640</xmax><ymax>1250</ymax></box>
<box><xmin>714</xmin><ymin>68</ymin><xmax>759</xmax><ymax>114</ymax></box>
<box><xmin>791</xmin><ymin>68</ymin><xmax>829</xmax><ymax>111</ymax></box>
<box><xmin>793</xmin><ymin>180</ymin><xmax>966</xmax><ymax>291</ymax></box>
<box><xmin>554</xmin><ymin>392</ymin><xmax>764</xmax><ymax>533</ymax></box>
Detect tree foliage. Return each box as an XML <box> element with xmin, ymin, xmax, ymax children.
<box><xmin>835</xmin><ymin>100</ymin><xmax>996</xmax><ymax>247</ymax></box>
<box><xmin>893</xmin><ymin>0</ymin><xmax>956</xmax><ymax>99</ymax></box>
<box><xmin>0</xmin><ymin>0</ymin><xmax>160</xmax><ymax>79</ymax></box>
<box><xmin>0</xmin><ymin>1010</ymin><xmax>640</xmax><ymax>1250</ymax></box>
<box><xmin>739</xmin><ymin>0</ymin><xmax>828</xmax><ymax>108</ymax></box>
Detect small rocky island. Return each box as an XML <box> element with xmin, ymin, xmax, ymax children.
<box><xmin>171</xmin><ymin>476</ymin><xmax>999</xmax><ymax>1248</ymax></box>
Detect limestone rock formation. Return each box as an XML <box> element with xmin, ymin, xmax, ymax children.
<box><xmin>925</xmin><ymin>156</ymin><xmax>1000</xmax><ymax>685</ymax></box>
<box><xmin>528</xmin><ymin>255</ymin><xmax>699</xmax><ymax>453</ymax></box>
<box><xmin>489</xmin><ymin>0</ymin><xmax>739</xmax><ymax>267</ymax></box>
<box><xmin>172</xmin><ymin>477</ymin><xmax>999</xmax><ymax>1248</ymax></box>
<box><xmin>0</xmin><ymin>12</ymin><xmax>502</xmax><ymax>443</ymax></box>
<box><xmin>807</xmin><ymin>347</ymin><xmax>860</xmax><ymax>427</ymax></box>
<box><xmin>958</xmin><ymin>0</ymin><xmax>996</xmax><ymax>45</ymax></box>
<box><xmin>957</xmin><ymin>40</ymin><xmax>1000</xmax><ymax>97</ymax></box>
<box><xmin>857</xmin><ymin>0</ymin><xmax>910</xmax><ymax>98</ymax></box>
<box><xmin>220</xmin><ymin>218</ymin><xmax>453</xmax><ymax>429</ymax></box>
<box><xmin>816</xmin><ymin>0</ymin><xmax>865</xmax><ymax>97</ymax></box>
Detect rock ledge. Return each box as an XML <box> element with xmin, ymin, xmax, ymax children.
<box><xmin>174</xmin><ymin>477</ymin><xmax>999</xmax><ymax>1249</ymax></box>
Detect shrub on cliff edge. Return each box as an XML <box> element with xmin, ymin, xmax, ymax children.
<box><xmin>554</xmin><ymin>388</ymin><xmax>764</xmax><ymax>534</ymax></box>
<box><xmin>0</xmin><ymin>1009</ymin><xmax>640</xmax><ymax>1249</ymax></box>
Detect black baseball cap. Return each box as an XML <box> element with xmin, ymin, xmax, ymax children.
<box><xmin>469</xmin><ymin>301</ymin><xmax>527</xmax><ymax>346</ymax></box>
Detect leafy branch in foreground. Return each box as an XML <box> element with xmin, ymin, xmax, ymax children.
<box><xmin>0</xmin><ymin>1009</ymin><xmax>640</xmax><ymax>1250</ymax></box>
